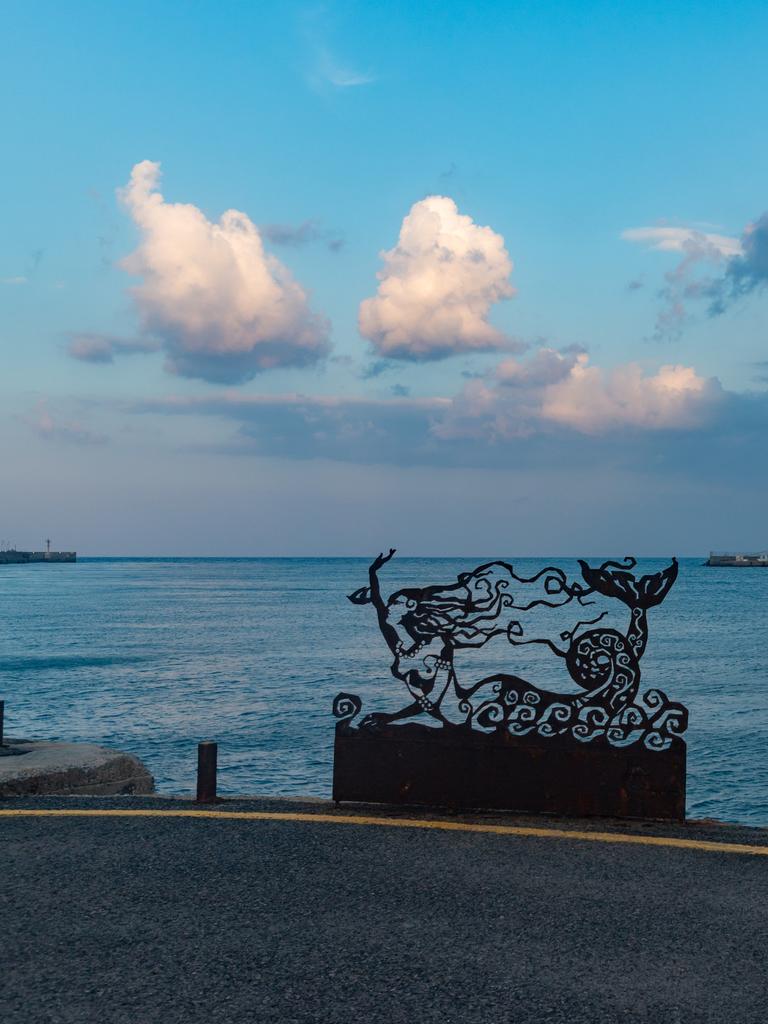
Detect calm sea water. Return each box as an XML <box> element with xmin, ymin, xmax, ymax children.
<box><xmin>1</xmin><ymin>557</ymin><xmax>766</xmax><ymax>825</ymax></box>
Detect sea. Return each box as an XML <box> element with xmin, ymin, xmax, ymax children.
<box><xmin>1</xmin><ymin>557</ymin><xmax>766</xmax><ymax>826</ymax></box>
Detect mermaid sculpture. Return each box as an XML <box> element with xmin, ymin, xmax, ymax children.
<box><xmin>335</xmin><ymin>550</ymin><xmax>687</xmax><ymax>751</ymax></box>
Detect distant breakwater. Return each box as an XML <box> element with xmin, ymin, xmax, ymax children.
<box><xmin>0</xmin><ymin>551</ymin><xmax>76</xmax><ymax>564</ymax></box>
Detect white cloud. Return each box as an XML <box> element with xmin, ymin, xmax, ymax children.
<box><xmin>118</xmin><ymin>161</ymin><xmax>330</xmax><ymax>384</ymax></box>
<box><xmin>622</xmin><ymin>226</ymin><xmax>742</xmax><ymax>258</ymax></box>
<box><xmin>358</xmin><ymin>196</ymin><xmax>517</xmax><ymax>360</ymax></box>
<box><xmin>539</xmin><ymin>356</ymin><xmax>719</xmax><ymax>432</ymax></box>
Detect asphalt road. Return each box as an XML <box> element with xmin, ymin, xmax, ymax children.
<box><xmin>1</xmin><ymin>797</ymin><xmax>767</xmax><ymax>1024</ymax></box>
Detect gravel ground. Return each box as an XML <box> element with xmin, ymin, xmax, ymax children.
<box><xmin>1</xmin><ymin>796</ymin><xmax>767</xmax><ymax>1024</ymax></box>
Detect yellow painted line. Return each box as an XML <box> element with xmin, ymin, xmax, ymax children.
<box><xmin>1</xmin><ymin>807</ymin><xmax>767</xmax><ymax>857</ymax></box>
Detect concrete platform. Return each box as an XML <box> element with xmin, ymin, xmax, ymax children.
<box><xmin>0</xmin><ymin>740</ymin><xmax>154</xmax><ymax>797</ymax></box>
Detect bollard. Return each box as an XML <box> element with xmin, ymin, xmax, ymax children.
<box><xmin>196</xmin><ymin>741</ymin><xmax>218</xmax><ymax>803</ymax></box>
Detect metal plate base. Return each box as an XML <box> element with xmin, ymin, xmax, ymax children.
<box><xmin>333</xmin><ymin>723</ymin><xmax>686</xmax><ymax>821</ymax></box>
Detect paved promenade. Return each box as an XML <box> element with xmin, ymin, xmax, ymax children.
<box><xmin>2</xmin><ymin>796</ymin><xmax>767</xmax><ymax>1024</ymax></box>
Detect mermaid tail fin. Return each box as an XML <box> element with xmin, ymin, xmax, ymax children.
<box><xmin>579</xmin><ymin>557</ymin><xmax>678</xmax><ymax>609</ymax></box>
<box><xmin>634</xmin><ymin>559</ymin><xmax>679</xmax><ymax>608</ymax></box>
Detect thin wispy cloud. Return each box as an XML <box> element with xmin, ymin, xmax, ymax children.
<box><xmin>315</xmin><ymin>46</ymin><xmax>375</xmax><ymax>87</ymax></box>
<box><xmin>1</xmin><ymin>250</ymin><xmax>44</xmax><ymax>287</ymax></box>
<box><xmin>260</xmin><ymin>219</ymin><xmax>344</xmax><ymax>251</ymax></box>
<box><xmin>708</xmin><ymin>212</ymin><xmax>768</xmax><ymax>315</ymax></box>
<box><xmin>300</xmin><ymin>7</ymin><xmax>376</xmax><ymax>91</ymax></box>
<box><xmin>622</xmin><ymin>225</ymin><xmax>742</xmax><ymax>258</ymax></box>
<box><xmin>67</xmin><ymin>333</ymin><xmax>160</xmax><ymax>364</ymax></box>
<box><xmin>622</xmin><ymin>215</ymin><xmax>768</xmax><ymax>337</ymax></box>
<box><xmin>26</xmin><ymin>400</ymin><xmax>107</xmax><ymax>446</ymax></box>
<box><xmin>624</xmin><ymin>223</ymin><xmax>736</xmax><ymax>339</ymax></box>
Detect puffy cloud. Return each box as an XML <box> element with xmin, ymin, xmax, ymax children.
<box><xmin>430</xmin><ymin>378</ymin><xmax>525</xmax><ymax>442</ymax></box>
<box><xmin>358</xmin><ymin>196</ymin><xmax>517</xmax><ymax>360</ymax></box>
<box><xmin>495</xmin><ymin>348</ymin><xmax>582</xmax><ymax>389</ymax></box>
<box><xmin>431</xmin><ymin>349</ymin><xmax>584</xmax><ymax>441</ymax></box>
<box><xmin>118</xmin><ymin>161</ymin><xmax>330</xmax><ymax>384</ymax></box>
<box><xmin>68</xmin><ymin>333</ymin><xmax>159</xmax><ymax>364</ymax></box>
<box><xmin>435</xmin><ymin>351</ymin><xmax>720</xmax><ymax>440</ymax></box>
<box><xmin>539</xmin><ymin>355</ymin><xmax>721</xmax><ymax>433</ymax></box>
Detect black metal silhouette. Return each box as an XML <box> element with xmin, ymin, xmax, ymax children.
<box><xmin>336</xmin><ymin>551</ymin><xmax>687</xmax><ymax>752</ymax></box>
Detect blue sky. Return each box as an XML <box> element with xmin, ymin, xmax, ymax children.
<box><xmin>1</xmin><ymin>0</ymin><xmax>766</xmax><ymax>555</ymax></box>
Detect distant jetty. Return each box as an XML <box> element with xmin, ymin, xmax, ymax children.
<box><xmin>706</xmin><ymin>551</ymin><xmax>768</xmax><ymax>567</ymax></box>
<box><xmin>0</xmin><ymin>540</ymin><xmax>76</xmax><ymax>564</ymax></box>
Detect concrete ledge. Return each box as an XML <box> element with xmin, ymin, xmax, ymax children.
<box><xmin>0</xmin><ymin>740</ymin><xmax>155</xmax><ymax>797</ymax></box>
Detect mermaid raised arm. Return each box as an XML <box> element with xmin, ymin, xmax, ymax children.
<box><xmin>347</xmin><ymin>548</ymin><xmax>400</xmax><ymax>655</ymax></box>
<box><xmin>348</xmin><ymin>549</ymin><xmax>428</xmax><ymax>726</ymax></box>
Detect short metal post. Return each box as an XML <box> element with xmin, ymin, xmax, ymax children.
<box><xmin>0</xmin><ymin>700</ymin><xmax>4</xmax><ymax>747</ymax></box>
<box><xmin>196</xmin><ymin>741</ymin><xmax>218</xmax><ymax>803</ymax></box>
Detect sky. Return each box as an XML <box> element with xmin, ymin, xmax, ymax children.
<box><xmin>1</xmin><ymin>0</ymin><xmax>766</xmax><ymax>556</ymax></box>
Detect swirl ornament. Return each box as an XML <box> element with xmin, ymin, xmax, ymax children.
<box><xmin>507</xmin><ymin>692</ymin><xmax>542</xmax><ymax>736</ymax></box>
<box><xmin>463</xmin><ymin>682</ymin><xmax>687</xmax><ymax>749</ymax></box>
<box><xmin>332</xmin><ymin>693</ymin><xmax>362</xmax><ymax>724</ymax></box>
<box><xmin>640</xmin><ymin>689</ymin><xmax>689</xmax><ymax>751</ymax></box>
<box><xmin>473</xmin><ymin>700</ymin><xmax>507</xmax><ymax>731</ymax></box>
<box><xmin>537</xmin><ymin>702</ymin><xmax>573</xmax><ymax>737</ymax></box>
<box><xmin>572</xmin><ymin>705</ymin><xmax>610</xmax><ymax>743</ymax></box>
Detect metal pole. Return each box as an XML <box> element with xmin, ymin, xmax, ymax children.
<box><xmin>196</xmin><ymin>741</ymin><xmax>218</xmax><ymax>803</ymax></box>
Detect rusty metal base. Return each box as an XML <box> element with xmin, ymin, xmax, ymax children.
<box><xmin>333</xmin><ymin>722</ymin><xmax>686</xmax><ymax>821</ymax></box>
